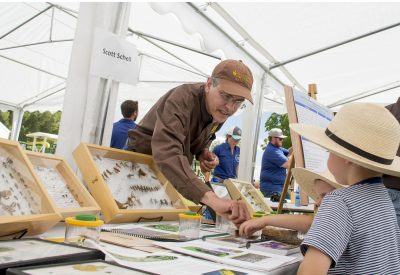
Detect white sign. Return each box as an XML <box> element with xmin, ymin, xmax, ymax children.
<box><xmin>293</xmin><ymin>89</ymin><xmax>334</xmax><ymax>173</ymax></box>
<box><xmin>90</xmin><ymin>28</ymin><xmax>139</xmax><ymax>85</ymax></box>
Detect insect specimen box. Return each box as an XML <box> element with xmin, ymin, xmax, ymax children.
<box><xmin>224</xmin><ymin>179</ymin><xmax>273</xmax><ymax>215</ymax></box>
<box><xmin>73</xmin><ymin>143</ymin><xmax>189</xmax><ymax>223</ymax></box>
<box><xmin>0</xmin><ymin>138</ymin><xmax>61</xmax><ymax>238</ymax></box>
<box><xmin>25</xmin><ymin>151</ymin><xmax>100</xmax><ymax>219</ymax></box>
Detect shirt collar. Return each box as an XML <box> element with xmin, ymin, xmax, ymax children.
<box><xmin>354</xmin><ymin>177</ymin><xmax>382</xmax><ymax>185</ymax></box>
<box><xmin>199</xmin><ymin>84</ymin><xmax>213</xmax><ymax>124</ymax></box>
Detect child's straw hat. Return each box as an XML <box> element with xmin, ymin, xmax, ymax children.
<box><xmin>290</xmin><ymin>103</ymin><xmax>400</xmax><ymax>177</ymax></box>
<box><xmin>292</xmin><ymin>168</ymin><xmax>345</xmax><ymax>201</ymax></box>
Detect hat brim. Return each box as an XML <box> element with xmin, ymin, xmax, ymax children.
<box><xmin>292</xmin><ymin>168</ymin><xmax>345</xmax><ymax>201</ymax></box>
<box><xmin>270</xmin><ymin>135</ymin><xmax>287</xmax><ymax>139</ymax></box>
<box><xmin>290</xmin><ymin>123</ymin><xmax>400</xmax><ymax>177</ymax></box>
<box><xmin>231</xmin><ymin>135</ymin><xmax>241</xmax><ymax>141</ymax></box>
<box><xmin>219</xmin><ymin>78</ymin><xmax>253</xmax><ymax>104</ymax></box>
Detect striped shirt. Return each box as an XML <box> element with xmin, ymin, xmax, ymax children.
<box><xmin>301</xmin><ymin>178</ymin><xmax>400</xmax><ymax>274</ymax></box>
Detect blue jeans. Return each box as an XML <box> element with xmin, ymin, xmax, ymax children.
<box><xmin>388</xmin><ymin>188</ymin><xmax>400</xmax><ymax>228</ymax></box>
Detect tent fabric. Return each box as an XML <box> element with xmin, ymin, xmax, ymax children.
<box><xmin>1</xmin><ymin>2</ymin><xmax>400</xmax><ymax>137</ymax></box>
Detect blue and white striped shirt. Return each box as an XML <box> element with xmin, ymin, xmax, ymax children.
<box><xmin>301</xmin><ymin>178</ymin><xmax>400</xmax><ymax>274</ymax></box>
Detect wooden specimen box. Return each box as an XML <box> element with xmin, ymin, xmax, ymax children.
<box><xmin>73</xmin><ymin>143</ymin><xmax>189</xmax><ymax>223</ymax></box>
<box><xmin>225</xmin><ymin>179</ymin><xmax>273</xmax><ymax>215</ymax></box>
<box><xmin>25</xmin><ymin>151</ymin><xmax>100</xmax><ymax>219</ymax></box>
<box><xmin>0</xmin><ymin>138</ymin><xmax>61</xmax><ymax>238</ymax></box>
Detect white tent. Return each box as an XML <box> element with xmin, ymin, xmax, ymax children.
<box><xmin>1</xmin><ymin>2</ymin><xmax>400</xmax><ymax>179</ymax></box>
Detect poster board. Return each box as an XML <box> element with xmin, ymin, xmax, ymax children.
<box><xmin>284</xmin><ymin>86</ymin><xmax>334</xmax><ymax>203</ymax></box>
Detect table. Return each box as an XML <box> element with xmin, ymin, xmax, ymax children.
<box><xmin>38</xmin><ymin>222</ymin><xmax>301</xmax><ymax>275</ymax></box>
<box><xmin>265</xmin><ymin>198</ymin><xmax>315</xmax><ymax>214</ymax></box>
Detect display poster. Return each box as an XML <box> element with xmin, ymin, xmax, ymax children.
<box><xmin>292</xmin><ymin>89</ymin><xmax>334</xmax><ymax>172</ymax></box>
<box><xmin>90</xmin><ymin>28</ymin><xmax>139</xmax><ymax>85</ymax></box>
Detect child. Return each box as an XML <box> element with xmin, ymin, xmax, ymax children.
<box><xmin>239</xmin><ymin>169</ymin><xmax>344</xmax><ymax>235</ymax></box>
<box><xmin>290</xmin><ymin>103</ymin><xmax>400</xmax><ymax>274</ymax></box>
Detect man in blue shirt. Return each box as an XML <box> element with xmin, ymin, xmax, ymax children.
<box><xmin>212</xmin><ymin>126</ymin><xmax>242</xmax><ymax>182</ymax></box>
<box><xmin>260</xmin><ymin>128</ymin><xmax>291</xmax><ymax>197</ymax></box>
<box><xmin>110</xmin><ymin>100</ymin><xmax>138</xmax><ymax>149</ymax></box>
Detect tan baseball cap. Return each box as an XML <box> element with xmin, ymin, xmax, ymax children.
<box><xmin>211</xmin><ymin>59</ymin><xmax>254</xmax><ymax>104</ymax></box>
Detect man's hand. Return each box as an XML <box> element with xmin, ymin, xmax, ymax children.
<box><xmin>239</xmin><ymin>218</ymin><xmax>267</xmax><ymax>237</ymax></box>
<box><xmin>201</xmin><ymin>191</ymin><xmax>250</xmax><ymax>227</ymax></box>
<box><xmin>198</xmin><ymin>149</ymin><xmax>219</xmax><ymax>173</ymax></box>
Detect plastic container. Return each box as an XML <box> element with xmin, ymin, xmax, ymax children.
<box><xmin>178</xmin><ymin>212</ymin><xmax>202</xmax><ymax>239</ymax></box>
<box><xmin>65</xmin><ymin>214</ymin><xmax>104</xmax><ymax>246</ymax></box>
<box><xmin>295</xmin><ymin>190</ymin><xmax>301</xmax><ymax>207</ymax></box>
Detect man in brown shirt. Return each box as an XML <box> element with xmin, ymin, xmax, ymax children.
<box><xmin>127</xmin><ymin>60</ymin><xmax>253</xmax><ymax>225</ymax></box>
<box><xmin>384</xmin><ymin>97</ymin><xmax>400</xmax><ymax>226</ymax></box>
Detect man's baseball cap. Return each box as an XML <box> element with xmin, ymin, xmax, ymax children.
<box><xmin>211</xmin><ymin>59</ymin><xmax>254</xmax><ymax>104</ymax></box>
<box><xmin>268</xmin><ymin>128</ymin><xmax>287</xmax><ymax>138</ymax></box>
<box><xmin>227</xmin><ymin>126</ymin><xmax>242</xmax><ymax>141</ymax></box>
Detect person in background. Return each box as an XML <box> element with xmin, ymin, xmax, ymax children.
<box><xmin>240</xmin><ymin>168</ymin><xmax>345</xmax><ymax>236</ymax></box>
<box><xmin>212</xmin><ymin>126</ymin><xmax>242</xmax><ymax>183</ymax></box>
<box><xmin>126</xmin><ymin>60</ymin><xmax>253</xmax><ymax>225</ymax></box>
<box><xmin>260</xmin><ymin>128</ymin><xmax>292</xmax><ymax>198</ymax></box>
<box><xmin>291</xmin><ymin>103</ymin><xmax>400</xmax><ymax>274</ymax></box>
<box><xmin>110</xmin><ymin>100</ymin><xmax>138</xmax><ymax>149</ymax></box>
<box><xmin>384</xmin><ymin>97</ymin><xmax>400</xmax><ymax>226</ymax></box>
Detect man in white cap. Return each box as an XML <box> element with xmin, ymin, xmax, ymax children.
<box><xmin>260</xmin><ymin>128</ymin><xmax>292</xmax><ymax>198</ymax></box>
<box><xmin>127</xmin><ymin>60</ymin><xmax>253</xmax><ymax>225</ymax></box>
<box><xmin>212</xmin><ymin>126</ymin><xmax>242</xmax><ymax>183</ymax></box>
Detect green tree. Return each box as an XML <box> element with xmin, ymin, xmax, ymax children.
<box><xmin>260</xmin><ymin>113</ymin><xmax>291</xmax><ymax>150</ymax></box>
<box><xmin>0</xmin><ymin>110</ymin><xmax>13</xmax><ymax>129</ymax></box>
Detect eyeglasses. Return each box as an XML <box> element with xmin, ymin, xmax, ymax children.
<box><xmin>276</xmin><ymin>137</ymin><xmax>284</xmax><ymax>141</ymax></box>
<box><xmin>218</xmin><ymin>90</ymin><xmax>245</xmax><ymax>107</ymax></box>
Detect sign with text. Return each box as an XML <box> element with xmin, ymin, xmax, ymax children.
<box><xmin>90</xmin><ymin>28</ymin><xmax>138</xmax><ymax>85</ymax></box>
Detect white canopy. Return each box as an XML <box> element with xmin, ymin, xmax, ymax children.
<box><xmin>1</xmin><ymin>2</ymin><xmax>400</xmax><ymax>179</ymax></box>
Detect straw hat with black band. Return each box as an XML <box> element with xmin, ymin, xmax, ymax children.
<box><xmin>290</xmin><ymin>103</ymin><xmax>400</xmax><ymax>177</ymax></box>
<box><xmin>292</xmin><ymin>168</ymin><xmax>345</xmax><ymax>201</ymax></box>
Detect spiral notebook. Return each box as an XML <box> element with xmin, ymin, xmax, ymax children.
<box><xmin>101</xmin><ymin>227</ymin><xmax>192</xmax><ymax>242</ymax></box>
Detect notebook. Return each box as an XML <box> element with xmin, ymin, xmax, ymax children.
<box><xmin>102</xmin><ymin>227</ymin><xmax>192</xmax><ymax>242</ymax></box>
<box><xmin>246</xmin><ymin>240</ymin><xmax>300</xmax><ymax>256</ymax></box>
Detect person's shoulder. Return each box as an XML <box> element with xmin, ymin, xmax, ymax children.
<box><xmin>167</xmin><ymin>83</ymin><xmax>204</xmax><ymax>105</ymax></box>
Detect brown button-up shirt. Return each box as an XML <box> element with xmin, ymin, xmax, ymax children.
<box><xmin>384</xmin><ymin>97</ymin><xmax>400</xmax><ymax>190</ymax></box>
<box><xmin>127</xmin><ymin>83</ymin><xmax>221</xmax><ymax>203</ymax></box>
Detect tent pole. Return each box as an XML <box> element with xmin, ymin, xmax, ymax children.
<box><xmin>140</xmin><ymin>36</ymin><xmax>208</xmax><ymax>76</ymax></box>
<box><xmin>329</xmin><ymin>84</ymin><xmax>400</xmax><ymax>108</ymax></box>
<box><xmin>140</xmin><ymin>53</ymin><xmax>208</xmax><ymax>78</ymax></box>
<box><xmin>11</xmin><ymin>108</ymin><xmax>24</xmax><ymax>141</ymax></box>
<box><xmin>250</xmin><ymin>73</ymin><xmax>267</xmax><ymax>182</ymax></box>
<box><xmin>130</xmin><ymin>29</ymin><xmax>221</xmax><ymax>60</ymax></box>
<box><xmin>0</xmin><ymin>39</ymin><xmax>73</xmax><ymax>51</ymax></box>
<box><xmin>0</xmin><ymin>54</ymin><xmax>66</xmax><ymax>80</ymax></box>
<box><xmin>0</xmin><ymin>5</ymin><xmax>53</xmax><ymax>40</ymax></box>
<box><xmin>270</xmin><ymin>21</ymin><xmax>400</xmax><ymax>69</ymax></box>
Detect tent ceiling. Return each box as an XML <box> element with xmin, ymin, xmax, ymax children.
<box><xmin>1</xmin><ymin>2</ymin><xmax>399</xmax><ymax>114</ymax></box>
<box><xmin>212</xmin><ymin>2</ymin><xmax>400</xmax><ymax>106</ymax></box>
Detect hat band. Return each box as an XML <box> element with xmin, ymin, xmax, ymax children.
<box><xmin>325</xmin><ymin>128</ymin><xmax>393</xmax><ymax>165</ymax></box>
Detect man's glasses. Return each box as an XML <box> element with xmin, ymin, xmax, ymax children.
<box><xmin>218</xmin><ymin>91</ymin><xmax>245</xmax><ymax>107</ymax></box>
<box><xmin>276</xmin><ymin>137</ymin><xmax>284</xmax><ymax>141</ymax></box>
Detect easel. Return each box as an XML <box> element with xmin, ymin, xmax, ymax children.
<box><xmin>277</xmin><ymin>84</ymin><xmax>317</xmax><ymax>213</ymax></box>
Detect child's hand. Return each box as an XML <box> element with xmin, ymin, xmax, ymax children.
<box><xmin>239</xmin><ymin>217</ymin><xmax>267</xmax><ymax>237</ymax></box>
